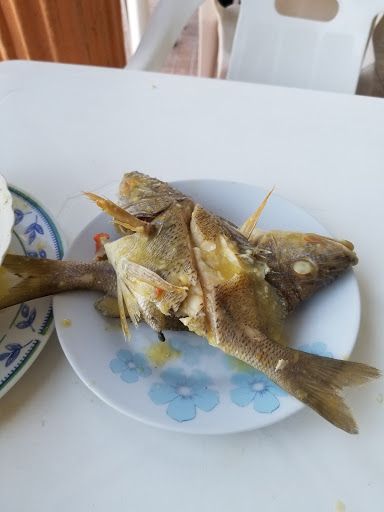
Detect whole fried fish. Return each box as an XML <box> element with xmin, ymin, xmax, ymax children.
<box><xmin>0</xmin><ymin>173</ymin><xmax>379</xmax><ymax>433</ymax></box>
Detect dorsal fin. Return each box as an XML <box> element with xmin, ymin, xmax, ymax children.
<box><xmin>239</xmin><ymin>187</ymin><xmax>274</xmax><ymax>239</ymax></box>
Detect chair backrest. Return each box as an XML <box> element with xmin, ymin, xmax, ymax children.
<box><xmin>127</xmin><ymin>0</ymin><xmax>383</xmax><ymax>94</ymax></box>
<box><xmin>227</xmin><ymin>0</ymin><xmax>383</xmax><ymax>93</ymax></box>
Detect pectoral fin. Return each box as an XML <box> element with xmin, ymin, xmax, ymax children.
<box><xmin>121</xmin><ymin>260</ymin><xmax>187</xmax><ymax>294</ymax></box>
<box><xmin>94</xmin><ymin>293</ymin><xmax>187</xmax><ymax>335</ymax></box>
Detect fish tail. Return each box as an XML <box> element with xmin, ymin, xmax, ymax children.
<box><xmin>0</xmin><ymin>254</ymin><xmax>115</xmax><ymax>310</ymax></box>
<box><xmin>279</xmin><ymin>351</ymin><xmax>381</xmax><ymax>434</ymax></box>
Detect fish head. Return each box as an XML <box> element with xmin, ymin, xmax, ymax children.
<box><xmin>117</xmin><ymin>172</ymin><xmax>194</xmax><ymax>222</ymax></box>
<box><xmin>254</xmin><ymin>230</ymin><xmax>358</xmax><ymax>312</ymax></box>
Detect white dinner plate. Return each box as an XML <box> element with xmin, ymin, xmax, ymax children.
<box><xmin>54</xmin><ymin>180</ymin><xmax>360</xmax><ymax>434</ymax></box>
<box><xmin>0</xmin><ymin>187</ymin><xmax>64</xmax><ymax>398</ymax></box>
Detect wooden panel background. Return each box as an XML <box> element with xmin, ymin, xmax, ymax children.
<box><xmin>0</xmin><ymin>0</ymin><xmax>126</xmax><ymax>67</ymax></box>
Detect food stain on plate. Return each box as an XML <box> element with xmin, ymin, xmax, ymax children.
<box><xmin>146</xmin><ymin>340</ymin><xmax>180</xmax><ymax>367</ymax></box>
<box><xmin>335</xmin><ymin>500</ymin><xmax>346</xmax><ymax>512</ymax></box>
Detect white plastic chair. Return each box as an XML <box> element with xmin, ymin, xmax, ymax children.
<box><xmin>126</xmin><ymin>0</ymin><xmax>384</xmax><ymax>93</ymax></box>
<box><xmin>126</xmin><ymin>0</ymin><xmax>206</xmax><ymax>71</ymax></box>
<box><xmin>228</xmin><ymin>0</ymin><xmax>384</xmax><ymax>93</ymax></box>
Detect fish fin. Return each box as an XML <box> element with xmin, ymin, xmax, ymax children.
<box><xmin>280</xmin><ymin>352</ymin><xmax>381</xmax><ymax>434</ymax></box>
<box><xmin>0</xmin><ymin>255</ymin><xmax>60</xmax><ymax>309</ymax></box>
<box><xmin>119</xmin><ymin>278</ymin><xmax>141</xmax><ymax>327</ymax></box>
<box><xmin>135</xmin><ymin>295</ymin><xmax>168</xmax><ymax>332</ymax></box>
<box><xmin>116</xmin><ymin>280</ymin><xmax>131</xmax><ymax>339</ymax></box>
<box><xmin>127</xmin><ymin>280</ymin><xmax>187</xmax><ymax>317</ymax></box>
<box><xmin>94</xmin><ymin>291</ymin><xmax>166</xmax><ymax>331</ymax></box>
<box><xmin>115</xmin><ymin>263</ymin><xmax>188</xmax><ymax>335</ymax></box>
<box><xmin>93</xmin><ymin>294</ymin><xmax>187</xmax><ymax>331</ymax></box>
<box><xmin>198</xmin><ymin>268</ymin><xmax>379</xmax><ymax>433</ymax></box>
<box><xmin>0</xmin><ymin>255</ymin><xmax>115</xmax><ymax>310</ymax></box>
<box><xmin>84</xmin><ymin>192</ymin><xmax>152</xmax><ymax>234</ymax></box>
<box><xmin>122</xmin><ymin>261</ymin><xmax>187</xmax><ymax>293</ymax></box>
<box><xmin>239</xmin><ymin>187</ymin><xmax>274</xmax><ymax>239</ymax></box>
<box><xmin>112</xmin><ymin>219</ymin><xmax>146</xmax><ymax>232</ymax></box>
<box><xmin>112</xmin><ymin>257</ymin><xmax>188</xmax><ymax>316</ymax></box>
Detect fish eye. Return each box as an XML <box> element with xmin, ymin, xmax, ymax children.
<box><xmin>293</xmin><ymin>260</ymin><xmax>315</xmax><ymax>276</ymax></box>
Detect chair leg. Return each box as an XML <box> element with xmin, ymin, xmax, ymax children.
<box><xmin>198</xmin><ymin>0</ymin><xmax>219</xmax><ymax>77</ymax></box>
<box><xmin>373</xmin><ymin>15</ymin><xmax>384</xmax><ymax>86</ymax></box>
<box><xmin>215</xmin><ymin>0</ymin><xmax>240</xmax><ymax>79</ymax></box>
<box><xmin>356</xmin><ymin>15</ymin><xmax>384</xmax><ymax>97</ymax></box>
<box><xmin>126</xmin><ymin>0</ymin><xmax>150</xmax><ymax>53</ymax></box>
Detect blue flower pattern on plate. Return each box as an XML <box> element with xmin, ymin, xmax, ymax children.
<box><xmin>1</xmin><ymin>187</ymin><xmax>63</xmax><ymax>395</ymax></box>
<box><xmin>230</xmin><ymin>370</ymin><xmax>288</xmax><ymax>413</ymax></box>
<box><xmin>14</xmin><ymin>206</ymin><xmax>47</xmax><ymax>258</ymax></box>
<box><xmin>14</xmin><ymin>208</ymin><xmax>32</xmax><ymax>226</ymax></box>
<box><xmin>25</xmin><ymin>215</ymin><xmax>44</xmax><ymax>245</ymax></box>
<box><xmin>148</xmin><ymin>368</ymin><xmax>219</xmax><ymax>421</ymax></box>
<box><xmin>0</xmin><ymin>340</ymin><xmax>34</xmax><ymax>368</ymax></box>
<box><xmin>299</xmin><ymin>341</ymin><xmax>333</xmax><ymax>358</ymax></box>
<box><xmin>27</xmin><ymin>249</ymin><xmax>47</xmax><ymax>258</ymax></box>
<box><xmin>16</xmin><ymin>303</ymin><xmax>37</xmax><ymax>332</ymax></box>
<box><xmin>110</xmin><ymin>349</ymin><xmax>152</xmax><ymax>383</ymax></box>
<box><xmin>14</xmin><ymin>208</ymin><xmax>25</xmax><ymax>225</ymax></box>
<box><xmin>170</xmin><ymin>333</ymin><xmax>217</xmax><ymax>366</ymax></box>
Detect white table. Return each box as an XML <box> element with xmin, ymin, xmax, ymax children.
<box><xmin>0</xmin><ymin>60</ymin><xmax>383</xmax><ymax>512</ymax></box>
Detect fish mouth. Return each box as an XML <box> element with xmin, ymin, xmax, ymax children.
<box><xmin>305</xmin><ymin>234</ymin><xmax>358</xmax><ymax>266</ymax></box>
<box><xmin>324</xmin><ymin>236</ymin><xmax>358</xmax><ymax>266</ymax></box>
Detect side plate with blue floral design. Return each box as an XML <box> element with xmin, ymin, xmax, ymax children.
<box><xmin>54</xmin><ymin>180</ymin><xmax>360</xmax><ymax>434</ymax></box>
<box><xmin>0</xmin><ymin>187</ymin><xmax>63</xmax><ymax>398</ymax></box>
